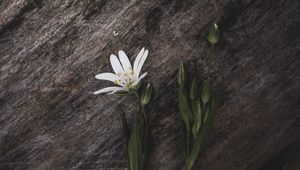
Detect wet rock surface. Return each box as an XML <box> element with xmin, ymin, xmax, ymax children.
<box><xmin>0</xmin><ymin>0</ymin><xmax>300</xmax><ymax>169</ymax></box>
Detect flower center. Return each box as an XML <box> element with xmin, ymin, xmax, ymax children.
<box><xmin>115</xmin><ymin>70</ymin><xmax>136</xmax><ymax>89</ymax></box>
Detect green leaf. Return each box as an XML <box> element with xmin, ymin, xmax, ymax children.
<box><xmin>128</xmin><ymin>132</ymin><xmax>136</xmax><ymax>170</ymax></box>
<box><xmin>128</xmin><ymin>113</ymin><xmax>145</xmax><ymax>170</ymax></box>
<box><xmin>189</xmin><ymin>78</ymin><xmax>198</xmax><ymax>101</ymax></box>
<box><xmin>178</xmin><ymin>87</ymin><xmax>193</xmax><ymax>158</ymax></box>
<box><xmin>203</xmin><ymin>106</ymin><xmax>210</xmax><ymax>123</ymax></box>
<box><xmin>118</xmin><ymin>110</ymin><xmax>130</xmax><ymax>146</ymax></box>
<box><xmin>201</xmin><ymin>79</ymin><xmax>211</xmax><ymax>104</ymax></box>
<box><xmin>192</xmin><ymin>100</ymin><xmax>202</xmax><ymax>138</ymax></box>
<box><xmin>204</xmin><ymin>98</ymin><xmax>217</xmax><ymax>123</ymax></box>
<box><xmin>179</xmin><ymin>87</ymin><xmax>193</xmax><ymax>126</ymax></box>
<box><xmin>187</xmin><ymin>102</ymin><xmax>217</xmax><ymax>169</ymax></box>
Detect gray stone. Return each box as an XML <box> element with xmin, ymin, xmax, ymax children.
<box><xmin>0</xmin><ymin>0</ymin><xmax>300</xmax><ymax>169</ymax></box>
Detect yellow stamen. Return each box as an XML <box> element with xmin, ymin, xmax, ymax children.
<box><xmin>114</xmin><ymin>79</ymin><xmax>121</xmax><ymax>85</ymax></box>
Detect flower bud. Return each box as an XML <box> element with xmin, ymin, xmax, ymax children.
<box><xmin>178</xmin><ymin>62</ymin><xmax>187</xmax><ymax>86</ymax></box>
<box><xmin>141</xmin><ymin>83</ymin><xmax>153</xmax><ymax>106</ymax></box>
<box><xmin>207</xmin><ymin>23</ymin><xmax>219</xmax><ymax>45</ymax></box>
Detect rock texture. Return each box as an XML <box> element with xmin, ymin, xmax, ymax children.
<box><xmin>1</xmin><ymin>0</ymin><xmax>300</xmax><ymax>169</ymax></box>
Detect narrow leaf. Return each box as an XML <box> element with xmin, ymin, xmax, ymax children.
<box><xmin>118</xmin><ymin>109</ymin><xmax>130</xmax><ymax>146</ymax></box>
<box><xmin>179</xmin><ymin>87</ymin><xmax>193</xmax><ymax>126</ymax></box>
<box><xmin>189</xmin><ymin>78</ymin><xmax>198</xmax><ymax>101</ymax></box>
<box><xmin>192</xmin><ymin>100</ymin><xmax>202</xmax><ymax>138</ymax></box>
<box><xmin>201</xmin><ymin>79</ymin><xmax>211</xmax><ymax>104</ymax></box>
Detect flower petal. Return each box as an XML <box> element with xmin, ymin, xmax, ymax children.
<box><xmin>118</xmin><ymin>50</ymin><xmax>132</xmax><ymax>72</ymax></box>
<box><xmin>138</xmin><ymin>72</ymin><xmax>148</xmax><ymax>80</ymax></box>
<box><xmin>133</xmin><ymin>47</ymin><xmax>145</xmax><ymax>72</ymax></box>
<box><xmin>95</xmin><ymin>73</ymin><xmax>118</xmax><ymax>82</ymax></box>
<box><xmin>132</xmin><ymin>72</ymin><xmax>147</xmax><ymax>86</ymax></box>
<box><xmin>93</xmin><ymin>86</ymin><xmax>124</xmax><ymax>95</ymax></box>
<box><xmin>136</xmin><ymin>49</ymin><xmax>148</xmax><ymax>78</ymax></box>
<box><xmin>110</xmin><ymin>54</ymin><xmax>124</xmax><ymax>74</ymax></box>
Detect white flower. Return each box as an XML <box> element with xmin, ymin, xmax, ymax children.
<box><xmin>94</xmin><ymin>47</ymin><xmax>149</xmax><ymax>95</ymax></box>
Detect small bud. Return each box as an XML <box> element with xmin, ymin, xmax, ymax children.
<box><xmin>141</xmin><ymin>83</ymin><xmax>153</xmax><ymax>106</ymax></box>
<box><xmin>207</xmin><ymin>23</ymin><xmax>219</xmax><ymax>45</ymax></box>
<box><xmin>178</xmin><ymin>62</ymin><xmax>187</xmax><ymax>86</ymax></box>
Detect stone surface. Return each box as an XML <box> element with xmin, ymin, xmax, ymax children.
<box><xmin>0</xmin><ymin>0</ymin><xmax>300</xmax><ymax>170</ymax></box>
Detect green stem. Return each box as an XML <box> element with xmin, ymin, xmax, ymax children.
<box><xmin>131</xmin><ymin>90</ymin><xmax>140</xmax><ymax>101</ymax></box>
<box><xmin>131</xmin><ymin>89</ymin><xmax>149</xmax><ymax>136</ymax></box>
<box><xmin>118</xmin><ymin>109</ymin><xmax>131</xmax><ymax>170</ymax></box>
<box><xmin>185</xmin><ymin>160</ymin><xmax>194</xmax><ymax>170</ymax></box>
<box><xmin>129</xmin><ymin>89</ymin><xmax>149</xmax><ymax>170</ymax></box>
<box><xmin>118</xmin><ymin>110</ymin><xmax>129</xmax><ymax>146</ymax></box>
<box><xmin>141</xmin><ymin>106</ymin><xmax>148</xmax><ymax>137</ymax></box>
<box><xmin>185</xmin><ymin>126</ymin><xmax>191</xmax><ymax>160</ymax></box>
